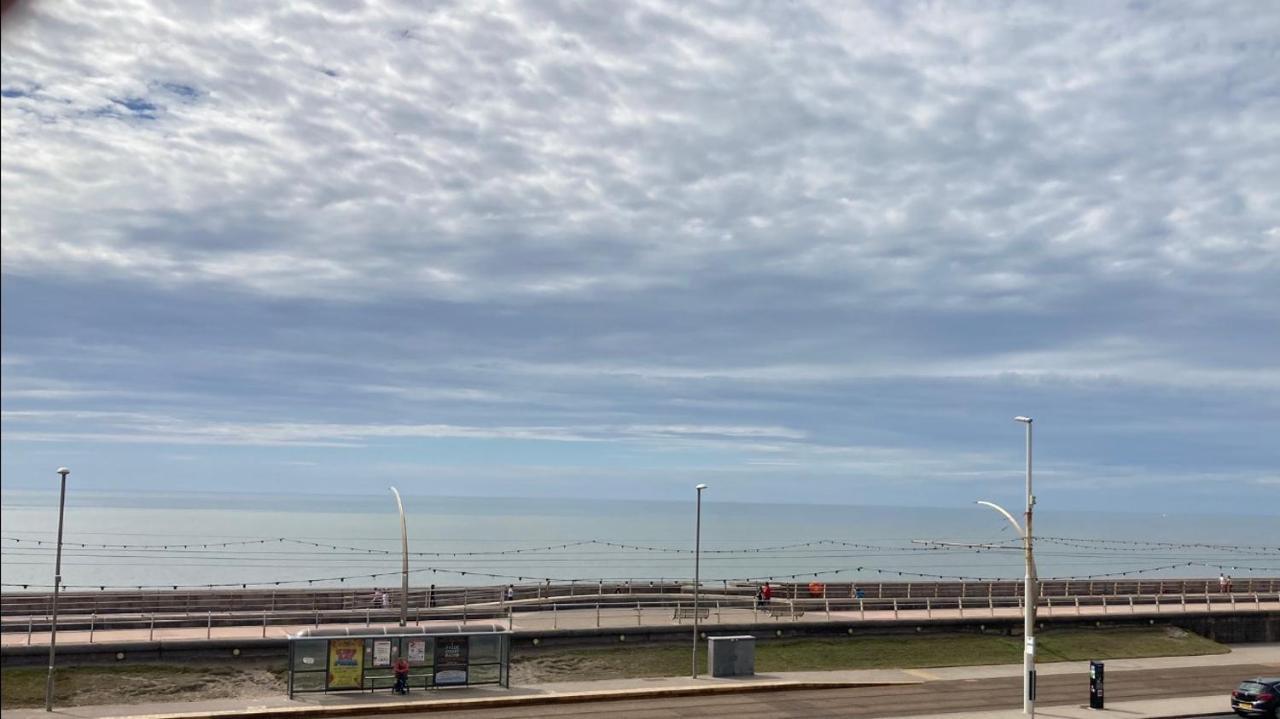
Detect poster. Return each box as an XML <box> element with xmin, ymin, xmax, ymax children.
<box><xmin>327</xmin><ymin>639</ymin><xmax>364</xmax><ymax>690</ymax></box>
<box><xmin>407</xmin><ymin>639</ymin><xmax>426</xmax><ymax>664</ymax></box>
<box><xmin>373</xmin><ymin>640</ymin><xmax>392</xmax><ymax>667</ymax></box>
<box><xmin>433</xmin><ymin>636</ymin><xmax>469</xmax><ymax>686</ymax></box>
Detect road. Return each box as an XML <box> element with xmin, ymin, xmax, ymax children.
<box><xmin>344</xmin><ymin>663</ymin><xmax>1270</xmax><ymax>719</ymax></box>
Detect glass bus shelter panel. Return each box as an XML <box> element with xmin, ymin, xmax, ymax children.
<box><xmin>289</xmin><ymin>639</ymin><xmax>328</xmax><ymax>696</ymax></box>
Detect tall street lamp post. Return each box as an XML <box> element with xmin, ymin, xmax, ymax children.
<box><xmin>977</xmin><ymin>415</ymin><xmax>1036</xmax><ymax>717</ymax></box>
<box><xmin>390</xmin><ymin>487</ymin><xmax>409</xmax><ymax>627</ymax></box>
<box><xmin>44</xmin><ymin>467</ymin><xmax>71</xmax><ymax>712</ymax></box>
<box><xmin>691</xmin><ymin>483</ymin><xmax>707</xmax><ymax>678</ymax></box>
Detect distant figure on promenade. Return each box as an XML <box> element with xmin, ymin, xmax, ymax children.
<box><xmin>505</xmin><ymin>585</ymin><xmax>515</xmax><ymax>602</ymax></box>
<box><xmin>372</xmin><ymin>588</ymin><xmax>384</xmax><ymax>608</ymax></box>
<box><xmin>761</xmin><ymin>582</ymin><xmax>773</xmax><ymax>603</ymax></box>
<box><xmin>380</xmin><ymin>589</ymin><xmax>391</xmax><ymax>609</ymax></box>
<box><xmin>1226</xmin><ymin>575</ymin><xmax>1233</xmax><ymax>593</ymax></box>
<box><xmin>1219</xmin><ymin>573</ymin><xmax>1228</xmax><ymax>593</ymax></box>
<box><xmin>855</xmin><ymin>587</ymin><xmax>865</xmax><ymax>599</ymax></box>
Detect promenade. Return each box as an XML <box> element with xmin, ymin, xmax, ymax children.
<box><xmin>5</xmin><ymin>590</ymin><xmax>1277</xmax><ymax>648</ymax></box>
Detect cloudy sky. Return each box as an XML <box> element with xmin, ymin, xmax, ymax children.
<box><xmin>2</xmin><ymin>0</ymin><xmax>1277</xmax><ymax>513</ymax></box>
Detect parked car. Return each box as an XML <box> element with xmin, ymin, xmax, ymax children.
<box><xmin>1232</xmin><ymin>677</ymin><xmax>1279</xmax><ymax>718</ymax></box>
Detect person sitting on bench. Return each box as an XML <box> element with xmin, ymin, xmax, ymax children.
<box><xmin>393</xmin><ymin>657</ymin><xmax>410</xmax><ymax>694</ymax></box>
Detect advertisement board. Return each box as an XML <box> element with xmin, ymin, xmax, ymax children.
<box><xmin>326</xmin><ymin>639</ymin><xmax>364</xmax><ymax>690</ymax></box>
<box><xmin>433</xmin><ymin>636</ymin><xmax>469</xmax><ymax>686</ymax></box>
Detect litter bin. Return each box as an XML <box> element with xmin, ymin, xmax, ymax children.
<box><xmin>1089</xmin><ymin>660</ymin><xmax>1104</xmax><ymax>709</ymax></box>
<box><xmin>707</xmin><ymin>635</ymin><xmax>755</xmax><ymax>677</ymax></box>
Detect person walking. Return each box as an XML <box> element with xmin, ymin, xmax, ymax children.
<box><xmin>1219</xmin><ymin>573</ymin><xmax>1228</xmax><ymax>593</ymax></box>
<box><xmin>761</xmin><ymin>582</ymin><xmax>773</xmax><ymax>603</ymax></box>
<box><xmin>505</xmin><ymin>585</ymin><xmax>515</xmax><ymax>602</ymax></box>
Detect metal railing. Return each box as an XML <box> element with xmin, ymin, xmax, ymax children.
<box><xmin>4</xmin><ymin>584</ymin><xmax>1277</xmax><ymax>646</ymax></box>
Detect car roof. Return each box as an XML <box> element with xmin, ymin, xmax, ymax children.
<box><xmin>1242</xmin><ymin>677</ymin><xmax>1280</xmax><ymax>683</ymax></box>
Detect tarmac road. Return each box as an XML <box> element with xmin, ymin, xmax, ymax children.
<box><xmin>346</xmin><ymin>663</ymin><xmax>1273</xmax><ymax>719</ymax></box>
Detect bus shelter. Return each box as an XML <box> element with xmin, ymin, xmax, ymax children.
<box><xmin>287</xmin><ymin>624</ymin><xmax>510</xmax><ymax>697</ymax></box>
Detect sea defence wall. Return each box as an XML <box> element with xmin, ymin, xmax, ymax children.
<box><xmin>3</xmin><ymin>610</ymin><xmax>1276</xmax><ymax>666</ymax></box>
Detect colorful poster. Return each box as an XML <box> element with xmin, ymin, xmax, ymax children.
<box><xmin>373</xmin><ymin>640</ymin><xmax>392</xmax><ymax>667</ymax></box>
<box><xmin>433</xmin><ymin>636</ymin><xmax>469</xmax><ymax>686</ymax></box>
<box><xmin>327</xmin><ymin>639</ymin><xmax>364</xmax><ymax>690</ymax></box>
<box><xmin>407</xmin><ymin>639</ymin><xmax>426</xmax><ymax>663</ymax></box>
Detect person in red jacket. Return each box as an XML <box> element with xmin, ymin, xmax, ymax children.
<box><xmin>393</xmin><ymin>657</ymin><xmax>410</xmax><ymax>694</ymax></box>
<box><xmin>761</xmin><ymin>582</ymin><xmax>773</xmax><ymax>602</ymax></box>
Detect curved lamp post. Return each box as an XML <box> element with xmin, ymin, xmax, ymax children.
<box><xmin>389</xmin><ymin>487</ymin><xmax>409</xmax><ymax>627</ymax></box>
<box><xmin>691</xmin><ymin>483</ymin><xmax>707</xmax><ymax>678</ymax></box>
<box><xmin>977</xmin><ymin>415</ymin><xmax>1037</xmax><ymax>717</ymax></box>
<box><xmin>44</xmin><ymin>467</ymin><xmax>70</xmax><ymax>712</ymax></box>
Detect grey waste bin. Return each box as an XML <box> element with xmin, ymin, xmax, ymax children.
<box><xmin>707</xmin><ymin>635</ymin><xmax>755</xmax><ymax>677</ymax></box>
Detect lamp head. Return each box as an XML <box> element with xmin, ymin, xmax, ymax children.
<box><xmin>1014</xmin><ymin>416</ymin><xmax>1032</xmax><ymax>423</ymax></box>
<box><xmin>695</xmin><ymin>483</ymin><xmax>707</xmax><ymax>491</ymax></box>
<box><xmin>56</xmin><ymin>467</ymin><xmax>70</xmax><ymax>478</ymax></box>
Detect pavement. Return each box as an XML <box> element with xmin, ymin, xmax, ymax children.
<box><xmin>6</xmin><ymin>644</ymin><xmax>1276</xmax><ymax>719</ymax></box>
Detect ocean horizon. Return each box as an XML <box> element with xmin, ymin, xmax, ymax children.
<box><xmin>2</xmin><ymin>489</ymin><xmax>1276</xmax><ymax>591</ymax></box>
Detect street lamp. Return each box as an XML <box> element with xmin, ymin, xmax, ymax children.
<box><xmin>44</xmin><ymin>467</ymin><xmax>70</xmax><ymax>712</ymax></box>
<box><xmin>389</xmin><ymin>487</ymin><xmax>409</xmax><ymax>627</ymax></box>
<box><xmin>977</xmin><ymin>415</ymin><xmax>1037</xmax><ymax>717</ymax></box>
<box><xmin>692</xmin><ymin>483</ymin><xmax>707</xmax><ymax>678</ymax></box>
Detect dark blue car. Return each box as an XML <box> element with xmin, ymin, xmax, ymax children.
<box><xmin>1233</xmin><ymin>677</ymin><xmax>1279</xmax><ymax>718</ymax></box>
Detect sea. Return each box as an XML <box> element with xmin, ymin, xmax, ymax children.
<box><xmin>1</xmin><ymin>490</ymin><xmax>1276</xmax><ymax>592</ymax></box>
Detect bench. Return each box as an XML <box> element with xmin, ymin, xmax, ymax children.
<box><xmin>673</xmin><ymin>606</ymin><xmax>710</xmax><ymax>621</ymax></box>
<box><xmin>768</xmin><ymin>603</ymin><xmax>804</xmax><ymax>619</ymax></box>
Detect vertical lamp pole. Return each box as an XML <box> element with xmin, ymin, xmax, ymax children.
<box><xmin>390</xmin><ymin>487</ymin><xmax>409</xmax><ymax>627</ymax></box>
<box><xmin>977</xmin><ymin>415</ymin><xmax>1036</xmax><ymax>717</ymax></box>
<box><xmin>691</xmin><ymin>483</ymin><xmax>707</xmax><ymax>678</ymax></box>
<box><xmin>44</xmin><ymin>467</ymin><xmax>71</xmax><ymax>712</ymax></box>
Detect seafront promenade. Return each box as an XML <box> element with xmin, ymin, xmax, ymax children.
<box><xmin>4</xmin><ymin>581</ymin><xmax>1276</xmax><ymax>649</ymax></box>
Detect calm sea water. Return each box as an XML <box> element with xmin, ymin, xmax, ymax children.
<box><xmin>1</xmin><ymin>490</ymin><xmax>1276</xmax><ymax>591</ymax></box>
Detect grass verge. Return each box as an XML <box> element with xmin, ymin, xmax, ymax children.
<box><xmin>510</xmin><ymin>626</ymin><xmax>1228</xmax><ymax>682</ymax></box>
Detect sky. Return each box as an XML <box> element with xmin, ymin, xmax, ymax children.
<box><xmin>1</xmin><ymin>0</ymin><xmax>1277</xmax><ymax>514</ymax></box>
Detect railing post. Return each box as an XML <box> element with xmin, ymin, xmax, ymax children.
<box><xmin>207</xmin><ymin>610</ymin><xmax>212</xmax><ymax>639</ymax></box>
<box><xmin>552</xmin><ymin>602</ymin><xmax>557</xmax><ymax>629</ymax></box>
<box><xmin>262</xmin><ymin>611</ymin><xmax>267</xmax><ymax>638</ymax></box>
<box><xmin>463</xmin><ymin>589</ymin><xmax>468</xmax><ymax>625</ymax></box>
<box><xmin>989</xmin><ymin>596</ymin><xmax>994</xmax><ymax>617</ymax></box>
<box><xmin>150</xmin><ymin>613</ymin><xmax>155</xmax><ymax>640</ymax></box>
<box><xmin>637</xmin><ymin>601</ymin><xmax>642</xmax><ymax>626</ymax></box>
<box><xmin>314</xmin><ymin>609</ymin><xmax>319</xmax><ymax>627</ymax></box>
<box><xmin>1129</xmin><ymin>596</ymin><xmax>1135</xmax><ymax>614</ymax></box>
<box><xmin>958</xmin><ymin>597</ymin><xmax>964</xmax><ymax>618</ymax></box>
<box><xmin>1230</xmin><ymin>592</ymin><xmax>1237</xmax><ymax>610</ymax></box>
<box><xmin>28</xmin><ymin>616</ymin><xmax>33</xmax><ymax>645</ymax></box>
<box><xmin>892</xmin><ymin>598</ymin><xmax>899</xmax><ymax>620</ymax></box>
<box><xmin>1256</xmin><ymin>593</ymin><xmax>1262</xmax><ymax>611</ymax></box>
<box><xmin>926</xmin><ymin>598</ymin><xmax>931</xmax><ymax>618</ymax></box>
<box><xmin>717</xmin><ymin>601</ymin><xmax>722</xmax><ymax>624</ymax></box>
<box><xmin>90</xmin><ymin>613</ymin><xmax>96</xmax><ymax>643</ymax></box>
<box><xmin>596</xmin><ymin>601</ymin><xmax>600</xmax><ymax>628</ymax></box>
<box><xmin>1075</xmin><ymin>597</ymin><xmax>1080</xmax><ymax>616</ymax></box>
<box><xmin>366</xmin><ymin>608</ymin><xmax>370</xmax><ymax>626</ymax></box>
<box><xmin>825</xmin><ymin>598</ymin><xmax>830</xmax><ymax>621</ymax></box>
